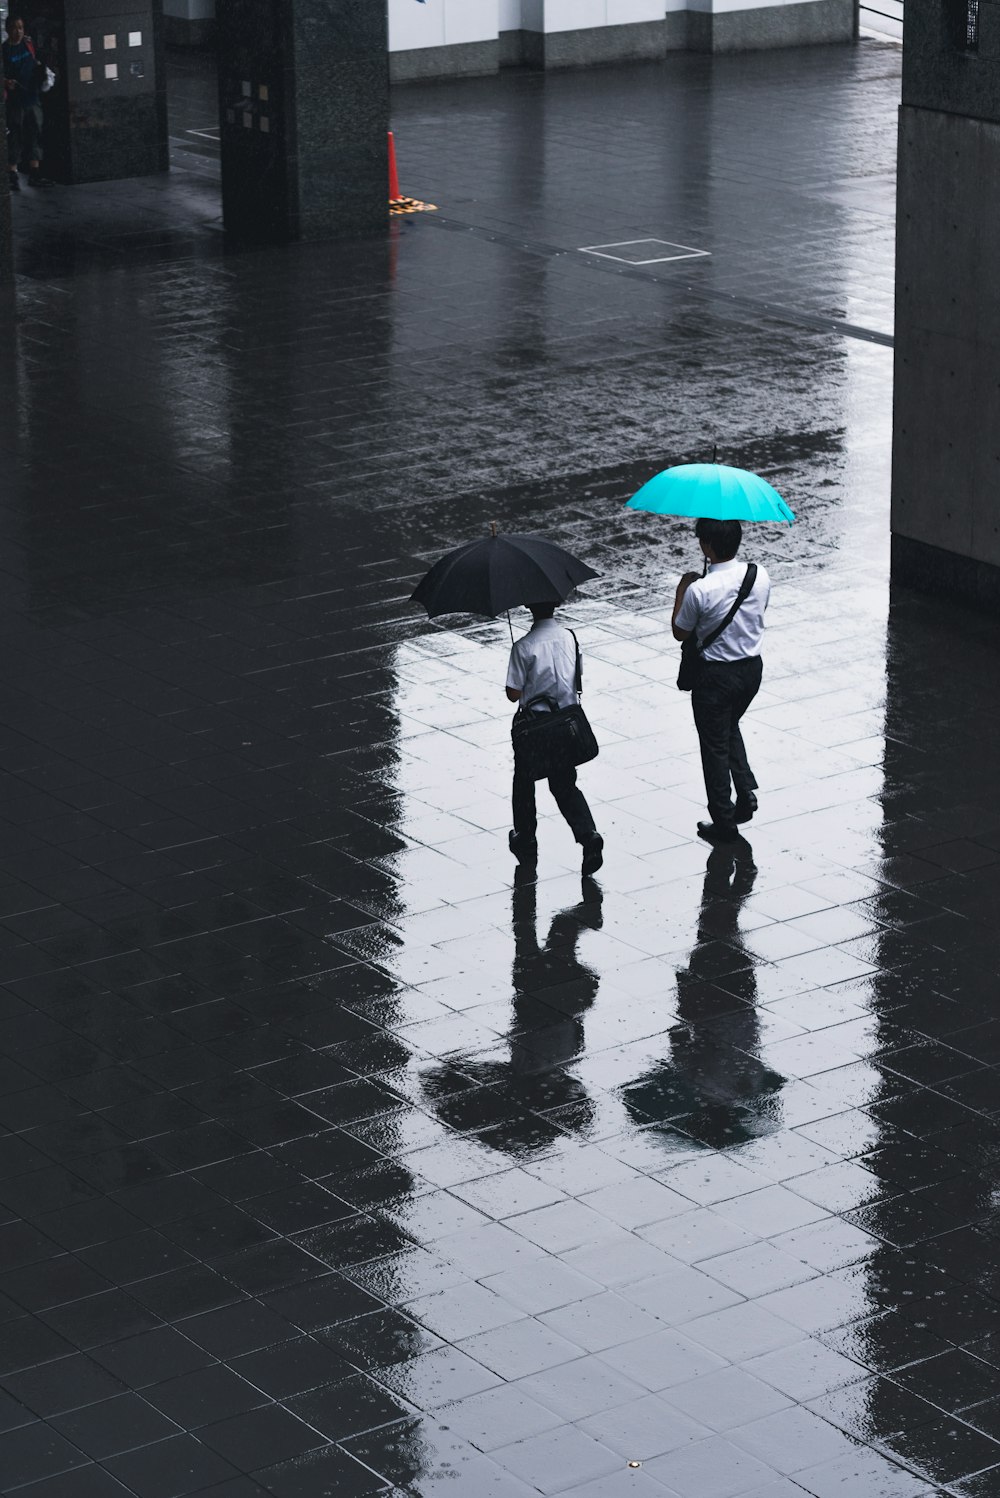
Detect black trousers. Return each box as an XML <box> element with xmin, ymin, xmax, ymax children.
<box><xmin>691</xmin><ymin>655</ymin><xmax>763</xmax><ymax>829</ymax></box>
<box><xmin>6</xmin><ymin>100</ymin><xmax>43</xmax><ymax>168</ymax></box>
<box><xmin>512</xmin><ymin>763</ymin><xmax>596</xmax><ymax>846</ymax></box>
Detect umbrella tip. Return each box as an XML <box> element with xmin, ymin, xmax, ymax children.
<box><xmin>712</xmin><ymin>444</ymin><xmax>718</xmax><ymax>464</ymax></box>
<box><xmin>490</xmin><ymin>520</ymin><xmax>498</xmax><ymax>538</ymax></box>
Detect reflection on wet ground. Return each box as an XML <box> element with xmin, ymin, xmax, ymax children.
<box><xmin>2</xmin><ymin>32</ymin><xmax>1000</xmax><ymax>1498</ymax></box>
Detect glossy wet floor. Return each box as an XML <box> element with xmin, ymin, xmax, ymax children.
<box><xmin>2</xmin><ymin>34</ymin><xmax>999</xmax><ymax>1498</ymax></box>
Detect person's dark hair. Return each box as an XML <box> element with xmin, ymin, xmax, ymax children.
<box><xmin>528</xmin><ymin>601</ymin><xmax>556</xmax><ymax>621</ymax></box>
<box><xmin>4</xmin><ymin>14</ymin><xmax>24</xmax><ymax>29</ymax></box>
<box><xmin>695</xmin><ymin>517</ymin><xmax>742</xmax><ymax>560</ymax></box>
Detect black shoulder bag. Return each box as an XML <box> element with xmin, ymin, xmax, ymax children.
<box><xmin>677</xmin><ymin>564</ymin><xmax>757</xmax><ymax>692</ymax></box>
<box><xmin>511</xmin><ymin>631</ymin><xmax>599</xmax><ymax>781</ymax></box>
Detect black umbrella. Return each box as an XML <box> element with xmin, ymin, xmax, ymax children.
<box><xmin>411</xmin><ymin>523</ymin><xmax>599</xmax><ymax>619</ymax></box>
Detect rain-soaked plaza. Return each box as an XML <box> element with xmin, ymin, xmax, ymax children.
<box><xmin>2</xmin><ymin>34</ymin><xmax>1000</xmax><ymax>1498</ymax></box>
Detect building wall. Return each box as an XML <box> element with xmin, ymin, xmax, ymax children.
<box><xmin>166</xmin><ymin>0</ymin><xmax>853</xmax><ymax>57</ymax></box>
<box><xmin>384</xmin><ymin>0</ymin><xmax>852</xmax><ymax>74</ymax></box>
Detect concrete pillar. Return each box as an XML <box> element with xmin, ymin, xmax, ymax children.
<box><xmin>891</xmin><ymin>0</ymin><xmax>1000</xmax><ymax>609</ymax></box>
<box><xmin>41</xmin><ymin>0</ymin><xmax>168</xmax><ymax>183</ymax></box>
<box><xmin>217</xmin><ymin>0</ymin><xmax>389</xmax><ymax>242</ymax></box>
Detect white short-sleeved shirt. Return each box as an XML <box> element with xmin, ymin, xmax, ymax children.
<box><xmin>506</xmin><ymin>619</ymin><xmax>579</xmax><ymax>712</ymax></box>
<box><xmin>675</xmin><ymin>558</ymin><xmax>770</xmax><ymax>662</ymax></box>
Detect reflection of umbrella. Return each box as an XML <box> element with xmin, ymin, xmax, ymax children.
<box><xmin>626</xmin><ymin>464</ymin><xmax>795</xmax><ymax>524</ymax></box>
<box><xmin>411</xmin><ymin>525</ymin><xmax>599</xmax><ymax>619</ymax></box>
<box><xmin>419</xmin><ymin>878</ymin><xmax>603</xmax><ymax>1156</ymax></box>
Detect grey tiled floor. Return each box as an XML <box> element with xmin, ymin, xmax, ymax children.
<box><xmin>2</xmin><ymin>33</ymin><xmax>1000</xmax><ymax>1498</ymax></box>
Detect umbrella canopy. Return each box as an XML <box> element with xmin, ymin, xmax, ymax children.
<box><xmin>626</xmin><ymin>463</ymin><xmax>795</xmax><ymax>524</ymax></box>
<box><xmin>411</xmin><ymin>530</ymin><xmax>599</xmax><ymax>618</ymax></box>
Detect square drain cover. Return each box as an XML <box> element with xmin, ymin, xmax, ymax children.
<box><xmin>579</xmin><ymin>238</ymin><xmax>709</xmax><ymax>265</ymax></box>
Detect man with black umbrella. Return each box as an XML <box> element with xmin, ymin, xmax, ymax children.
<box><xmin>506</xmin><ymin>602</ymin><xmax>603</xmax><ymax>876</ymax></box>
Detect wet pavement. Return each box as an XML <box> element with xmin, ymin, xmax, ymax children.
<box><xmin>2</xmin><ymin>33</ymin><xmax>1000</xmax><ymax>1498</ymax></box>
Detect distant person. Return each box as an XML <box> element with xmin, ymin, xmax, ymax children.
<box><xmin>3</xmin><ymin>15</ymin><xmax>45</xmax><ymax>190</ymax></box>
<box><xmin>672</xmin><ymin>518</ymin><xmax>770</xmax><ymax>843</ymax></box>
<box><xmin>506</xmin><ymin>601</ymin><xmax>603</xmax><ymax>876</ymax></box>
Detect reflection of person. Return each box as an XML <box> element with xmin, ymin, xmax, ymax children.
<box><xmin>672</xmin><ymin>519</ymin><xmax>770</xmax><ymax>844</ymax></box>
<box><xmin>3</xmin><ymin>16</ymin><xmax>45</xmax><ymax>190</ymax></box>
<box><xmin>422</xmin><ymin>876</ymin><xmax>603</xmax><ymax>1154</ymax></box>
<box><xmin>506</xmin><ymin>602</ymin><xmax>603</xmax><ymax>877</ymax></box>
<box><xmin>624</xmin><ymin>843</ymin><xmax>783</xmax><ymax>1144</ymax></box>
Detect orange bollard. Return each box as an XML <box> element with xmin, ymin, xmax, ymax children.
<box><xmin>388</xmin><ymin>131</ymin><xmax>401</xmax><ymax>201</ymax></box>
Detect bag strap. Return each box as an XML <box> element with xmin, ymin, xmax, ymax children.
<box><xmin>568</xmin><ymin>629</ymin><xmax>583</xmax><ymax>695</ymax></box>
<box><xmin>698</xmin><ymin>564</ymin><xmax>757</xmax><ymax>654</ymax></box>
<box><xmin>519</xmin><ymin>693</ymin><xmax>561</xmax><ymax>716</ymax></box>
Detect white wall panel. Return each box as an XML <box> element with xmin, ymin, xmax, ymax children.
<box><xmin>498</xmin><ymin>0</ymin><xmax>522</xmax><ymax>25</ymax></box>
<box><xmin>544</xmin><ymin>0</ymin><xmax>606</xmax><ymax>32</ymax></box>
<box><xmin>607</xmin><ymin>0</ymin><xmax>667</xmax><ymax>21</ymax></box>
<box><xmin>389</xmin><ymin>0</ymin><xmax>445</xmax><ymax>51</ymax></box>
<box><xmin>445</xmin><ymin>0</ymin><xmax>499</xmax><ymax>43</ymax></box>
<box><xmin>521</xmin><ymin>0</ymin><xmax>544</xmax><ymax>27</ymax></box>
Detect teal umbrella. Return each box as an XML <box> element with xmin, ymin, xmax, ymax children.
<box><xmin>626</xmin><ymin>463</ymin><xmax>795</xmax><ymax>523</ymax></box>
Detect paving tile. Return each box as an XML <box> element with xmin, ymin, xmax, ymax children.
<box><xmin>597</xmin><ymin>1329</ymin><xmax>729</xmax><ymax>1392</ymax></box>
<box><xmin>196</xmin><ymin>1405</ymin><xmax>325</xmax><ymax>1472</ymax></box>
<box><xmin>539</xmin><ymin>1290</ymin><xmax>662</xmax><ymax>1353</ymax></box>
<box><xmin>727</xmin><ymin>1404</ymin><xmax>858</xmax><ymax>1473</ymax></box>
<box><xmin>404</xmin><ymin>1283</ymin><xmax>526</xmax><ymax>1341</ymax></box>
<box><xmin>480</xmin><ymin>1260</ymin><xmax>604</xmax><ymax>1313</ymax></box>
<box><xmin>104</xmin><ymin>1434</ymin><xmax>241</xmax><ymax>1498</ymax></box>
<box><xmin>89</xmin><ymin>1329</ymin><xmax>213</xmax><ymax>1389</ymax></box>
<box><xmin>51</xmin><ymin>1394</ymin><xmax>180</xmax><ymax>1458</ymax></box>
<box><xmin>519</xmin><ymin>1356</ymin><xmax>649</xmax><ymax>1422</ymax></box>
<box><xmin>619</xmin><ymin>1266</ymin><xmax>744</xmax><ymax>1324</ymax></box>
<box><xmin>456</xmin><ymin>1320</ymin><xmax>586</xmax><ymax>1380</ymax></box>
<box><xmin>13</xmin><ymin>1469</ymin><xmax>138</xmax><ymax>1498</ymax></box>
<box><xmin>143</xmin><ymin>1365</ymin><xmax>270</xmax><ymax>1428</ymax></box>
<box><xmin>744</xmin><ymin>1338</ymin><xmax>867</xmax><ymax>1400</ymax></box>
<box><xmin>681</xmin><ymin>1302</ymin><xmax>803</xmax><ymax>1361</ymax></box>
<box><xmin>435</xmin><ymin>1384</ymin><xmax>563</xmax><ymax>1451</ymax></box>
<box><xmin>0</xmin><ymin>1421</ymin><xmax>91</xmax><ymax>1487</ymax></box>
<box><xmin>579</xmin><ymin>1390</ymin><xmax>709</xmax><ymax>1459</ymax></box>
<box><xmin>661</xmin><ymin>1366</ymin><xmax>793</xmax><ymax>1432</ymax></box>
<box><xmin>373</xmin><ymin>1347</ymin><xmax>502</xmax><ymax>1409</ymax></box>
<box><xmin>489</xmin><ymin>1424</ymin><xmax>623</xmax><ymax>1494</ymax></box>
<box><xmin>1</xmin><ymin>1353</ymin><xmax>128</xmax><ymax>1416</ymax></box>
<box><xmin>341</xmin><ymin>1416</ymin><xmax>519</xmax><ymax>1493</ymax></box>
<box><xmin>643</xmin><ymin>1434</ymin><xmax>780</xmax><ymax>1498</ymax></box>
<box><xmin>249</xmin><ymin>1444</ymin><xmax>389</xmax><ymax>1497</ymax></box>
<box><xmin>791</xmin><ymin>1447</ymin><xmax>940</xmax><ymax>1497</ymax></box>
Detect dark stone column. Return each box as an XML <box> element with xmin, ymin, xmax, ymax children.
<box><xmin>216</xmin><ymin>0</ymin><xmax>388</xmax><ymax>243</ymax></box>
<box><xmin>892</xmin><ymin>0</ymin><xmax>1000</xmax><ymax>608</ymax></box>
<box><xmin>35</xmin><ymin>0</ymin><xmax>168</xmax><ymax>183</ymax></box>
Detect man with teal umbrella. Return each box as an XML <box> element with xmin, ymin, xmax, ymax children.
<box><xmin>627</xmin><ymin>461</ymin><xmax>789</xmax><ymax>844</ymax></box>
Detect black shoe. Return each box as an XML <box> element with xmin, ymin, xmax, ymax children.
<box><xmin>8</xmin><ymin>172</ymin><xmax>19</xmax><ymax>193</ymax></box>
<box><xmin>734</xmin><ymin>794</ymin><xmax>757</xmax><ymax>824</ymax></box>
<box><xmin>26</xmin><ymin>172</ymin><xmax>53</xmax><ymax>187</ymax></box>
<box><xmin>697</xmin><ymin>821</ymin><xmax>739</xmax><ymax>845</ymax></box>
<box><xmin>581</xmin><ymin>833</ymin><xmax>604</xmax><ymax>876</ymax></box>
<box><xmin>509</xmin><ymin>831</ymin><xmax>537</xmax><ymax>867</ymax></box>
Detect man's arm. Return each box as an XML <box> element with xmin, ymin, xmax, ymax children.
<box><xmin>506</xmin><ymin>641</ymin><xmax>525</xmax><ymax>703</ymax></box>
<box><xmin>672</xmin><ymin>572</ymin><xmax>701</xmax><ymax>642</ymax></box>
